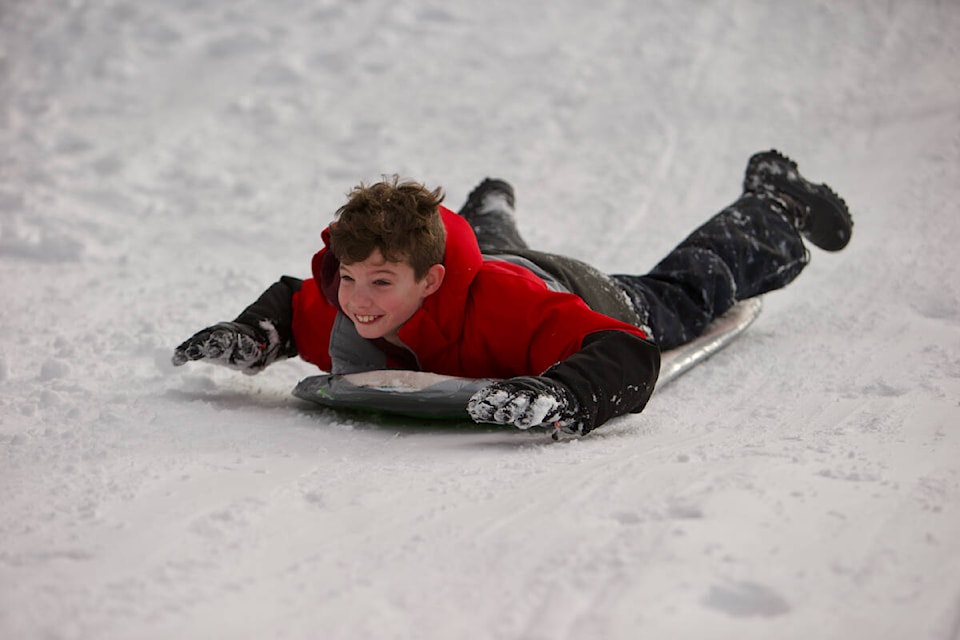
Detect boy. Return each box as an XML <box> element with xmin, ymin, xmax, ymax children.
<box><xmin>173</xmin><ymin>151</ymin><xmax>852</xmax><ymax>436</ymax></box>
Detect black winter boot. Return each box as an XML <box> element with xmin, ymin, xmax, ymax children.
<box><xmin>459</xmin><ymin>178</ymin><xmax>515</xmax><ymax>220</ymax></box>
<box><xmin>458</xmin><ymin>178</ymin><xmax>527</xmax><ymax>250</ymax></box>
<box><xmin>743</xmin><ymin>150</ymin><xmax>853</xmax><ymax>252</ymax></box>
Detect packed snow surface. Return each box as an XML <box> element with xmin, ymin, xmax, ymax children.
<box><xmin>2</xmin><ymin>1</ymin><xmax>960</xmax><ymax>639</ymax></box>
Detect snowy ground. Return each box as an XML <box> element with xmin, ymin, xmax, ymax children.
<box><xmin>3</xmin><ymin>0</ymin><xmax>960</xmax><ymax>638</ymax></box>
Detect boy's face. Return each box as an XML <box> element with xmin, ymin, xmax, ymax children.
<box><xmin>338</xmin><ymin>249</ymin><xmax>445</xmax><ymax>345</ymax></box>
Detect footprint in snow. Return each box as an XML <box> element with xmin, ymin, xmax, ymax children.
<box><xmin>701</xmin><ymin>581</ymin><xmax>791</xmax><ymax>617</ymax></box>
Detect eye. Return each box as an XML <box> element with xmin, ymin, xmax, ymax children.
<box><xmin>373</xmin><ymin>279</ymin><xmax>392</xmax><ymax>287</ymax></box>
<box><xmin>340</xmin><ymin>274</ymin><xmax>354</xmax><ymax>283</ymax></box>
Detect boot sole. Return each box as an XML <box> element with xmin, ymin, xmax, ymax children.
<box><xmin>746</xmin><ymin>150</ymin><xmax>853</xmax><ymax>252</ymax></box>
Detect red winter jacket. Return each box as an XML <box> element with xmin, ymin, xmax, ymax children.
<box><xmin>289</xmin><ymin>206</ymin><xmax>649</xmax><ymax>379</ymax></box>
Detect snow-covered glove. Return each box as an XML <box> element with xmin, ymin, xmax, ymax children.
<box><xmin>467</xmin><ymin>376</ymin><xmax>583</xmax><ymax>432</ymax></box>
<box><xmin>171</xmin><ymin>321</ymin><xmax>281</xmax><ymax>375</ymax></box>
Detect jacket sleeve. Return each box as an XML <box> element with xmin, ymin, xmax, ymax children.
<box><xmin>541</xmin><ymin>330</ymin><xmax>661</xmax><ymax>434</ymax></box>
<box><xmin>234</xmin><ymin>275</ymin><xmax>303</xmax><ymax>361</ymax></box>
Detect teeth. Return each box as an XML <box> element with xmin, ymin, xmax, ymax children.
<box><xmin>355</xmin><ymin>315</ymin><xmax>379</xmax><ymax>324</ymax></box>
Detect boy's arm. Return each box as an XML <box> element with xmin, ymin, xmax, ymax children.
<box><xmin>543</xmin><ymin>330</ymin><xmax>660</xmax><ymax>432</ymax></box>
<box><xmin>172</xmin><ymin>276</ymin><xmax>303</xmax><ymax>373</ymax></box>
<box><xmin>468</xmin><ymin>330</ymin><xmax>660</xmax><ymax>435</ymax></box>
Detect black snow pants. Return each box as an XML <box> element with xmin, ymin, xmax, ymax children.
<box><xmin>465</xmin><ymin>192</ymin><xmax>810</xmax><ymax>350</ymax></box>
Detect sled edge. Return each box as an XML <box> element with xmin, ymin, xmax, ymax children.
<box><xmin>656</xmin><ymin>297</ymin><xmax>763</xmax><ymax>388</ymax></box>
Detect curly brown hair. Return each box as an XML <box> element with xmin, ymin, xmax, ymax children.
<box><xmin>328</xmin><ymin>176</ymin><xmax>446</xmax><ymax>280</ymax></box>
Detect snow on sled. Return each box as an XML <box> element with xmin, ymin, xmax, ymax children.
<box><xmin>293</xmin><ymin>298</ymin><xmax>763</xmax><ymax>420</ymax></box>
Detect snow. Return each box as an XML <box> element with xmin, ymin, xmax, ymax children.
<box><xmin>2</xmin><ymin>0</ymin><xmax>960</xmax><ymax>638</ymax></box>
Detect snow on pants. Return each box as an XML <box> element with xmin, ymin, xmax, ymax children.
<box><xmin>464</xmin><ymin>192</ymin><xmax>809</xmax><ymax>351</ymax></box>
<box><xmin>611</xmin><ymin>193</ymin><xmax>810</xmax><ymax>349</ymax></box>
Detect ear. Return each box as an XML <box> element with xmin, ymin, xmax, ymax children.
<box><xmin>421</xmin><ymin>264</ymin><xmax>445</xmax><ymax>297</ymax></box>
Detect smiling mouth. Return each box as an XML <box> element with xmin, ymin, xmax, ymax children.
<box><xmin>354</xmin><ymin>314</ymin><xmax>382</xmax><ymax>325</ymax></box>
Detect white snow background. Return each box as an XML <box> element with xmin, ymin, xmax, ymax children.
<box><xmin>2</xmin><ymin>0</ymin><xmax>960</xmax><ymax>638</ymax></box>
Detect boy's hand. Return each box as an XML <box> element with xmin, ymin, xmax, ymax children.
<box><xmin>467</xmin><ymin>376</ymin><xmax>581</xmax><ymax>431</ymax></box>
<box><xmin>172</xmin><ymin>322</ymin><xmax>270</xmax><ymax>374</ymax></box>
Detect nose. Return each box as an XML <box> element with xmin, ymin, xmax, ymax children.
<box><xmin>347</xmin><ymin>284</ymin><xmax>373</xmax><ymax>310</ymax></box>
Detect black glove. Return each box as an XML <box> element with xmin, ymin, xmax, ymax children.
<box><xmin>172</xmin><ymin>321</ymin><xmax>276</xmax><ymax>375</ymax></box>
<box><xmin>467</xmin><ymin>376</ymin><xmax>583</xmax><ymax>432</ymax></box>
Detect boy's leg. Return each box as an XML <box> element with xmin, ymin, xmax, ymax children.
<box><xmin>612</xmin><ymin>193</ymin><xmax>808</xmax><ymax>349</ymax></box>
<box><xmin>613</xmin><ymin>151</ymin><xmax>852</xmax><ymax>350</ymax></box>
<box><xmin>458</xmin><ymin>178</ymin><xmax>529</xmax><ymax>251</ymax></box>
